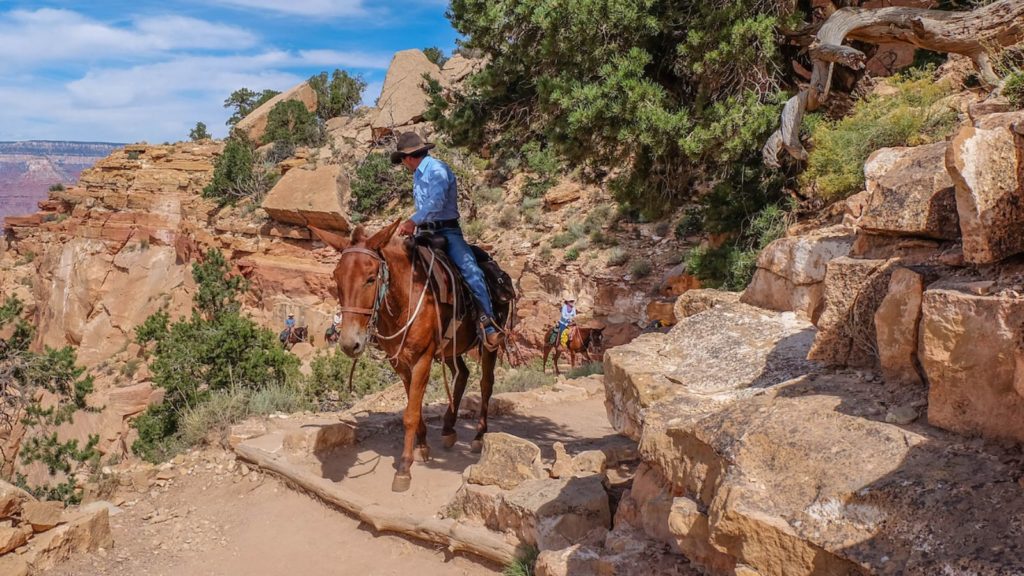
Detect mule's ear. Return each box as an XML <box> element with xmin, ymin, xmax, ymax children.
<box><xmin>310</xmin><ymin>227</ymin><xmax>351</xmax><ymax>251</ymax></box>
<box><xmin>366</xmin><ymin>219</ymin><xmax>403</xmax><ymax>251</ymax></box>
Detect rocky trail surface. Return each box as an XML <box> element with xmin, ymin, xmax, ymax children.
<box><xmin>40</xmin><ymin>449</ymin><xmax>496</xmax><ymax>576</ymax></box>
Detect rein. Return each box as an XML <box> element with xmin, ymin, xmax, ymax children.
<box><xmin>337</xmin><ymin>244</ymin><xmax>434</xmax><ymax>391</ymax></box>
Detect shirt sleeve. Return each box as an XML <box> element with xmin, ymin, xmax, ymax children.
<box><xmin>410</xmin><ymin>165</ymin><xmax>450</xmax><ymax>225</ymax></box>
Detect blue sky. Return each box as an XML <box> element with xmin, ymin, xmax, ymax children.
<box><xmin>0</xmin><ymin>0</ymin><xmax>459</xmax><ymax>143</ymax></box>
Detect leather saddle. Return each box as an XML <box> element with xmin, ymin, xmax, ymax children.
<box><xmin>406</xmin><ymin>233</ymin><xmax>516</xmax><ymax>326</ymax></box>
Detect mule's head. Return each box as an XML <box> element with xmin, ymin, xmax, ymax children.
<box><xmin>311</xmin><ymin>220</ymin><xmax>402</xmax><ymax>358</ymax></box>
<box><xmin>589</xmin><ymin>328</ymin><xmax>605</xmax><ymax>352</ymax></box>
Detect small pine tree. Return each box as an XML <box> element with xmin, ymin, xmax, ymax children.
<box><xmin>189</xmin><ymin>121</ymin><xmax>211</xmax><ymax>141</ymax></box>
<box><xmin>423</xmin><ymin>46</ymin><xmax>448</xmax><ymax>67</ymax></box>
<box><xmin>223</xmin><ymin>88</ymin><xmax>280</xmax><ymax>126</ymax></box>
<box><xmin>308</xmin><ymin>69</ymin><xmax>367</xmax><ymax>121</ymax></box>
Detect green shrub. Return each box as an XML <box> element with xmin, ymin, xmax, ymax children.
<box><xmin>463</xmin><ymin>219</ymin><xmax>485</xmax><ymax>241</ymax></box>
<box><xmin>475</xmin><ymin>186</ymin><xmax>504</xmax><ymax>205</ymax></box>
<box><xmin>189</xmin><ymin>121</ymin><xmax>211</xmax><ymax>141</ymax></box>
<box><xmin>497</xmin><ymin>205</ymin><xmax>519</xmax><ymax>227</ymax></box>
<box><xmin>1005</xmin><ymin>70</ymin><xmax>1024</xmax><ymax>108</ymax></box>
<box><xmin>179</xmin><ymin>388</ymin><xmax>251</xmax><ymax>447</ymax></box>
<box><xmin>308</xmin><ymin>69</ymin><xmax>366</xmax><ymax>121</ymax></box>
<box><xmin>264</xmin><ymin>100</ymin><xmax>324</xmax><ymax>147</ymax></box>
<box><xmin>803</xmin><ymin>70</ymin><xmax>958</xmax><ymax>201</ymax></box>
<box><xmin>48</xmin><ymin>183</ymin><xmax>65</xmax><ymax>192</ymax></box>
<box><xmin>630</xmin><ymin>260</ymin><xmax>652</xmax><ymax>278</ymax></box>
<box><xmin>503</xmin><ymin>546</ymin><xmax>539</xmax><ymax>576</ymax></box>
<box><xmin>551</xmin><ymin>230</ymin><xmax>579</xmax><ymax>249</ymax></box>
<box><xmin>248</xmin><ymin>382</ymin><xmax>311</xmax><ymax>415</ymax></box>
<box><xmin>307</xmin><ymin>349</ymin><xmax>396</xmax><ymax>410</ymax></box>
<box><xmin>497</xmin><ymin>361</ymin><xmax>554</xmax><ymax>394</ymax></box>
<box><xmin>521</xmin><ymin>141</ymin><xmax>561</xmax><ymax>198</ymax></box>
<box><xmin>131</xmin><ymin>250</ymin><xmax>299</xmax><ymax>462</ymax></box>
<box><xmin>203</xmin><ymin>136</ymin><xmax>275</xmax><ymax>205</ymax></box>
<box><xmin>675</xmin><ymin>208</ymin><xmax>703</xmax><ymax>237</ymax></box>
<box><xmin>607</xmin><ymin>247</ymin><xmax>629</xmax><ymax>266</ymax></box>
<box><xmin>567</xmin><ymin>362</ymin><xmax>603</xmax><ymax>379</ymax></box>
<box><xmin>351</xmin><ymin>153</ymin><xmax>413</xmax><ymax>218</ymax></box>
<box><xmin>564</xmin><ymin>247</ymin><xmax>580</xmax><ymax>261</ymax></box>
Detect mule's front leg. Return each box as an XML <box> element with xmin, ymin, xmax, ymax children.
<box><xmin>394</xmin><ymin>354</ymin><xmax>433</xmax><ymax>492</ymax></box>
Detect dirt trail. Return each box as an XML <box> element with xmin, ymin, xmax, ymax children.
<box><xmin>41</xmin><ymin>452</ymin><xmax>499</xmax><ymax>576</ymax></box>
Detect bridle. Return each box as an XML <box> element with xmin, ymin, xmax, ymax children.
<box><xmin>336</xmin><ymin>244</ymin><xmax>434</xmax><ymax>355</ymax></box>
<box><xmin>337</xmin><ymin>246</ymin><xmax>391</xmax><ymax>331</ymax></box>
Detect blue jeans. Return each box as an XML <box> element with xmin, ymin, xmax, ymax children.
<box><xmin>436</xmin><ymin>227</ymin><xmax>496</xmax><ymax>331</ymax></box>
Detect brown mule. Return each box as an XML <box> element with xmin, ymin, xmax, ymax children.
<box><xmin>282</xmin><ymin>326</ymin><xmax>309</xmax><ymax>350</ymax></box>
<box><xmin>311</xmin><ymin>221</ymin><xmax>501</xmax><ymax>493</ymax></box>
<box><xmin>542</xmin><ymin>325</ymin><xmax>605</xmax><ymax>375</ymax></box>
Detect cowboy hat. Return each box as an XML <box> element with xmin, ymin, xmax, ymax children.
<box><xmin>390</xmin><ymin>132</ymin><xmax>436</xmax><ymax>164</ymax></box>
<box><xmin>287</xmin><ymin>313</ymin><xmax>295</xmax><ymax>317</ymax></box>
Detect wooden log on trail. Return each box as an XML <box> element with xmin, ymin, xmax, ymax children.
<box><xmin>764</xmin><ymin>0</ymin><xmax>1024</xmax><ymax>167</ymax></box>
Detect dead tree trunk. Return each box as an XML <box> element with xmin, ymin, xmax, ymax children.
<box><xmin>764</xmin><ymin>0</ymin><xmax>1024</xmax><ymax>167</ymax></box>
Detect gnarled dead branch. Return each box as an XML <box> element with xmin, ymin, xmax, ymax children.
<box><xmin>764</xmin><ymin>0</ymin><xmax>1024</xmax><ymax>167</ymax></box>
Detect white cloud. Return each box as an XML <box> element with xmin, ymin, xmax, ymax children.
<box><xmin>0</xmin><ymin>9</ymin><xmax>258</xmax><ymax>70</ymax></box>
<box><xmin>205</xmin><ymin>0</ymin><xmax>367</xmax><ymax>17</ymax></box>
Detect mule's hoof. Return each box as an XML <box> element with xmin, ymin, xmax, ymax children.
<box><xmin>391</xmin><ymin>473</ymin><xmax>412</xmax><ymax>492</ymax></box>
<box><xmin>442</xmin><ymin>433</ymin><xmax>458</xmax><ymax>450</ymax></box>
<box><xmin>414</xmin><ymin>445</ymin><xmax>431</xmax><ymax>463</ymax></box>
<box><xmin>471</xmin><ymin>440</ymin><xmax>483</xmax><ymax>453</ymax></box>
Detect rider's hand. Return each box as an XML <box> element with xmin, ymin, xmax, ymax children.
<box><xmin>398</xmin><ymin>220</ymin><xmax>416</xmax><ymax>237</ymax></box>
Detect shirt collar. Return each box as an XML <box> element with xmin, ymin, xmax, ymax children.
<box><xmin>415</xmin><ymin>155</ymin><xmax>433</xmax><ymax>176</ymax></box>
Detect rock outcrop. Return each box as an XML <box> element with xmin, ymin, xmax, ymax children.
<box><xmin>260</xmin><ymin>163</ymin><xmax>350</xmax><ymax>230</ymax></box>
<box><xmin>372</xmin><ymin>50</ymin><xmax>445</xmax><ymax>137</ymax></box>
<box><xmin>603</xmin><ymin>289</ymin><xmax>1024</xmax><ymax>575</ymax></box>
<box><xmin>919</xmin><ymin>281</ymin><xmax>1024</xmax><ymax>442</ymax></box>
<box><xmin>0</xmin><ymin>490</ymin><xmax>114</xmax><ymax>575</ymax></box>
<box><xmin>741</xmin><ymin>226</ymin><xmax>853</xmax><ymax>321</ymax></box>
<box><xmin>235</xmin><ymin>82</ymin><xmax>318</xmax><ymax>145</ymax></box>
<box><xmin>945</xmin><ymin>111</ymin><xmax>1024</xmax><ymax>264</ymax></box>
<box><xmin>860</xmin><ymin>143</ymin><xmax>960</xmax><ymax>239</ymax></box>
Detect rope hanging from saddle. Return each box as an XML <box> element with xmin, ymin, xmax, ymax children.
<box><xmin>336</xmin><ymin>245</ymin><xmax>453</xmax><ymax>409</ymax></box>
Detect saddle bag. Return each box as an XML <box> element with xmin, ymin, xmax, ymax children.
<box><xmin>470</xmin><ymin>245</ymin><xmax>516</xmax><ymax>304</ymax></box>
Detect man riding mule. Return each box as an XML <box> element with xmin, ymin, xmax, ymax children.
<box><xmin>305</xmin><ymin>133</ymin><xmax>515</xmax><ymax>492</ymax></box>
<box><xmin>310</xmin><ymin>221</ymin><xmax>513</xmax><ymax>493</ymax></box>
<box><xmin>392</xmin><ymin>132</ymin><xmax>503</xmax><ymax>352</ymax></box>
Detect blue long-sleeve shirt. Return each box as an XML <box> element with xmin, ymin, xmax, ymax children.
<box><xmin>410</xmin><ymin>155</ymin><xmax>460</xmax><ymax>225</ymax></box>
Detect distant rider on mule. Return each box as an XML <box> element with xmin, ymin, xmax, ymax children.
<box><xmin>280</xmin><ymin>312</ymin><xmax>295</xmax><ymax>343</ymax></box>
<box><xmin>391</xmin><ymin>132</ymin><xmax>503</xmax><ymax>351</ymax></box>
<box><xmin>549</xmin><ymin>295</ymin><xmax>577</xmax><ymax>346</ymax></box>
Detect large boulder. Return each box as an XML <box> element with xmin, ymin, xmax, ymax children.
<box><xmin>371</xmin><ymin>50</ymin><xmax>445</xmax><ymax>135</ymax></box>
<box><xmin>657</xmin><ymin>374</ymin><xmax>1024</xmax><ymax>576</ymax></box>
<box><xmin>604</xmin><ymin>296</ymin><xmax>817</xmax><ymax>442</ymax></box>
<box><xmin>920</xmin><ymin>281</ymin><xmax>1024</xmax><ymax>442</ymax></box>
<box><xmin>453</xmin><ymin>475</ymin><xmax>611</xmax><ymax>551</ymax></box>
<box><xmin>946</xmin><ymin>111</ymin><xmax>1024</xmax><ymax>263</ymax></box>
<box><xmin>741</xmin><ymin>226</ymin><xmax>853</xmax><ymax>321</ymax></box>
<box><xmin>441</xmin><ymin>54</ymin><xmax>485</xmax><ymax>85</ymax></box>
<box><xmin>21</xmin><ymin>502</ymin><xmax>113</xmax><ymax>572</ymax></box>
<box><xmin>260</xmin><ymin>164</ymin><xmax>350</xmax><ymax>231</ymax></box>
<box><xmin>874</xmin><ymin>267</ymin><xmax>925</xmax><ymax>386</ymax></box>
<box><xmin>808</xmin><ymin>257</ymin><xmax>898</xmax><ymax>367</ymax></box>
<box><xmin>0</xmin><ymin>480</ymin><xmax>34</xmax><ymax>519</ymax></box>
<box><xmin>466</xmin><ymin>432</ymin><xmax>545</xmax><ymax>490</ymax></box>
<box><xmin>235</xmin><ymin>82</ymin><xmax>318</xmax><ymax>145</ymax></box>
<box><xmin>859</xmin><ymin>143</ymin><xmax>960</xmax><ymax>240</ymax></box>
